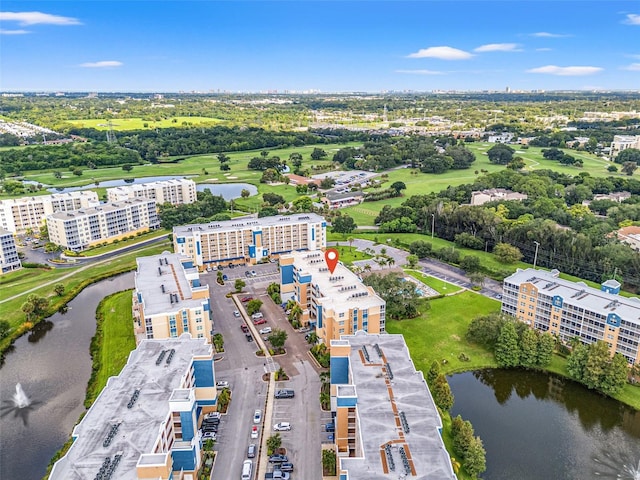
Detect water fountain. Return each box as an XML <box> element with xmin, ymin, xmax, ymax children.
<box><xmin>1</xmin><ymin>383</ymin><xmax>40</xmax><ymax>426</ymax></box>
<box><xmin>594</xmin><ymin>452</ymin><xmax>640</xmax><ymax>480</ymax></box>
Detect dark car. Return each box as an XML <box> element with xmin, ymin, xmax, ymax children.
<box><xmin>269</xmin><ymin>454</ymin><xmax>288</xmax><ymax>463</ymax></box>
<box><xmin>274</xmin><ymin>389</ymin><xmax>295</xmax><ymax>399</ymax></box>
<box><xmin>280</xmin><ymin>462</ymin><xmax>294</xmax><ymax>472</ymax></box>
<box><xmin>245</xmin><ymin>271</ymin><xmax>252</xmax><ymax>277</ymax></box>
<box><xmin>325</xmin><ymin>422</ymin><xmax>335</xmax><ymax>432</ymax></box>
<box><xmin>241</xmin><ymin>324</ymin><xmax>249</xmax><ymax>333</ymax></box>
<box><xmin>241</xmin><ymin>296</ymin><xmax>253</xmax><ymax>302</ymax></box>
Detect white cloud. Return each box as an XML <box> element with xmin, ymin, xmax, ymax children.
<box><xmin>536</xmin><ymin>48</ymin><xmax>553</xmax><ymax>52</ymax></box>
<box><xmin>474</xmin><ymin>43</ymin><xmax>521</xmax><ymax>52</ymax></box>
<box><xmin>623</xmin><ymin>13</ymin><xmax>640</xmax><ymax>25</ymax></box>
<box><xmin>0</xmin><ymin>28</ymin><xmax>30</xmax><ymax>35</ymax></box>
<box><xmin>530</xmin><ymin>32</ymin><xmax>569</xmax><ymax>38</ymax></box>
<box><xmin>79</xmin><ymin>61</ymin><xmax>123</xmax><ymax>68</ymax></box>
<box><xmin>526</xmin><ymin>65</ymin><xmax>603</xmax><ymax>76</ymax></box>
<box><xmin>622</xmin><ymin>63</ymin><xmax>640</xmax><ymax>71</ymax></box>
<box><xmin>0</xmin><ymin>11</ymin><xmax>81</xmax><ymax>26</ymax></box>
<box><xmin>407</xmin><ymin>46</ymin><xmax>473</xmax><ymax>60</ymax></box>
<box><xmin>395</xmin><ymin>69</ymin><xmax>445</xmax><ymax>75</ymax></box>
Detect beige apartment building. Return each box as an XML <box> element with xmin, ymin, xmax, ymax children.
<box><xmin>502</xmin><ymin>268</ymin><xmax>640</xmax><ymax>365</ymax></box>
<box><xmin>132</xmin><ymin>252</ymin><xmax>212</xmax><ymax>344</ymax></box>
<box><xmin>279</xmin><ymin>251</ymin><xmax>385</xmax><ymax>346</ymax></box>
<box><xmin>173</xmin><ymin>214</ymin><xmax>326</xmax><ymax>269</ymax></box>
<box><xmin>610</xmin><ymin>135</ymin><xmax>640</xmax><ymax>160</ymax></box>
<box><xmin>0</xmin><ymin>191</ymin><xmax>99</xmax><ymax>233</ymax></box>
<box><xmin>47</xmin><ymin>198</ymin><xmax>159</xmax><ymax>251</ymax></box>
<box><xmin>107</xmin><ymin>178</ymin><xmax>197</xmax><ymax>206</ymax></box>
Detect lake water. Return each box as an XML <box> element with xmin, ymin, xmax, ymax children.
<box><xmin>448</xmin><ymin>369</ymin><xmax>640</xmax><ymax>480</ymax></box>
<box><xmin>0</xmin><ymin>273</ymin><xmax>134</xmax><ymax>480</ymax></box>
<box><xmin>196</xmin><ymin>182</ymin><xmax>257</xmax><ymax>200</ymax></box>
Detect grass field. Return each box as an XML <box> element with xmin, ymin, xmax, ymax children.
<box><xmin>404</xmin><ymin>269</ymin><xmax>463</xmax><ymax>295</ymax></box>
<box><xmin>64</xmin><ymin>116</ymin><xmax>223</xmax><ymax>130</ymax></box>
<box><xmin>76</xmin><ymin>230</ymin><xmax>170</xmax><ymax>256</ymax></box>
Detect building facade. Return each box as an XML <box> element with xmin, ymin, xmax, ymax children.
<box><xmin>0</xmin><ymin>191</ymin><xmax>100</xmax><ymax>233</ymax></box>
<box><xmin>173</xmin><ymin>214</ymin><xmax>326</xmax><ymax>269</ymax></box>
<box><xmin>610</xmin><ymin>135</ymin><xmax>640</xmax><ymax>160</ymax></box>
<box><xmin>0</xmin><ymin>229</ymin><xmax>21</xmax><ymax>274</ymax></box>
<box><xmin>133</xmin><ymin>252</ymin><xmax>212</xmax><ymax>344</ymax></box>
<box><xmin>502</xmin><ymin>268</ymin><xmax>640</xmax><ymax>365</ymax></box>
<box><xmin>279</xmin><ymin>251</ymin><xmax>385</xmax><ymax>346</ymax></box>
<box><xmin>47</xmin><ymin>198</ymin><xmax>159</xmax><ymax>251</ymax></box>
<box><xmin>470</xmin><ymin>188</ymin><xmax>528</xmax><ymax>206</ymax></box>
<box><xmin>107</xmin><ymin>178</ymin><xmax>197</xmax><ymax>206</ymax></box>
<box><xmin>329</xmin><ymin>333</ymin><xmax>457</xmax><ymax>479</ymax></box>
<box><xmin>49</xmin><ymin>335</ymin><xmax>221</xmax><ymax>480</ymax></box>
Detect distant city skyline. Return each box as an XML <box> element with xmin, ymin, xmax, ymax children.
<box><xmin>1</xmin><ymin>1</ymin><xmax>639</xmax><ymax>93</ymax></box>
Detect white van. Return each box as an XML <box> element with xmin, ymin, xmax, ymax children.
<box><xmin>251</xmin><ymin>312</ymin><xmax>263</xmax><ymax>320</ymax></box>
<box><xmin>241</xmin><ymin>459</ymin><xmax>252</xmax><ymax>480</ymax></box>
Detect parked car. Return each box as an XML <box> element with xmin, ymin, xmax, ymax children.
<box><xmin>251</xmin><ymin>312</ymin><xmax>263</xmax><ymax>319</ymax></box>
<box><xmin>251</xmin><ymin>270</ymin><xmax>257</xmax><ymax>277</ymax></box>
<box><xmin>279</xmin><ymin>462</ymin><xmax>294</xmax><ymax>472</ymax></box>
<box><xmin>267</xmin><ymin>471</ymin><xmax>290</xmax><ymax>480</ymax></box>
<box><xmin>241</xmin><ymin>296</ymin><xmax>253</xmax><ymax>302</ymax></box>
<box><xmin>253</xmin><ymin>318</ymin><xmax>267</xmax><ymax>325</ymax></box>
<box><xmin>251</xmin><ymin>425</ymin><xmax>259</xmax><ymax>439</ymax></box>
<box><xmin>242</xmin><ymin>459</ymin><xmax>252</xmax><ymax>480</ymax></box>
<box><xmin>233</xmin><ymin>310</ymin><xmax>241</xmax><ymax>318</ymax></box>
<box><xmin>273</xmin><ymin>422</ymin><xmax>291</xmax><ymax>431</ymax></box>
<box><xmin>247</xmin><ymin>443</ymin><xmax>256</xmax><ymax>458</ymax></box>
<box><xmin>246</xmin><ymin>333</ymin><xmax>253</xmax><ymax>342</ymax></box>
<box><xmin>202</xmin><ymin>431</ymin><xmax>216</xmax><ymax>440</ymax></box>
<box><xmin>269</xmin><ymin>454</ymin><xmax>288</xmax><ymax>463</ymax></box>
<box><xmin>259</xmin><ymin>326</ymin><xmax>272</xmax><ymax>334</ymax></box>
<box><xmin>245</xmin><ymin>271</ymin><xmax>252</xmax><ymax>277</ymax></box>
<box><xmin>253</xmin><ymin>409</ymin><xmax>262</xmax><ymax>424</ymax></box>
<box><xmin>241</xmin><ymin>324</ymin><xmax>249</xmax><ymax>333</ymax></box>
<box><xmin>216</xmin><ymin>381</ymin><xmax>229</xmax><ymax>388</ymax></box>
<box><xmin>274</xmin><ymin>389</ymin><xmax>294</xmax><ymax>399</ymax></box>
<box><xmin>325</xmin><ymin>422</ymin><xmax>335</xmax><ymax>432</ymax></box>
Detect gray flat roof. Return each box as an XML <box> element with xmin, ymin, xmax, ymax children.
<box><xmin>286</xmin><ymin>251</ymin><xmax>385</xmax><ymax>311</ymax></box>
<box><xmin>49</xmin><ymin>335</ymin><xmax>213</xmax><ymax>480</ymax></box>
<box><xmin>173</xmin><ymin>213</ymin><xmax>325</xmax><ymax>236</ymax></box>
<box><xmin>505</xmin><ymin>268</ymin><xmax>640</xmax><ymax>326</ymax></box>
<box><xmin>135</xmin><ymin>252</ymin><xmax>206</xmax><ymax>316</ymax></box>
<box><xmin>337</xmin><ymin>333</ymin><xmax>456</xmax><ymax>480</ymax></box>
<box><xmin>48</xmin><ymin>198</ymin><xmax>155</xmax><ymax>220</ymax></box>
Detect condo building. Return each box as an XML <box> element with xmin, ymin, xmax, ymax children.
<box><xmin>0</xmin><ymin>191</ymin><xmax>99</xmax><ymax>233</ymax></box>
<box><xmin>173</xmin><ymin>214</ymin><xmax>326</xmax><ymax>269</ymax></box>
<box><xmin>47</xmin><ymin>198</ymin><xmax>159</xmax><ymax>251</ymax></box>
<box><xmin>329</xmin><ymin>333</ymin><xmax>457</xmax><ymax>480</ymax></box>
<box><xmin>280</xmin><ymin>251</ymin><xmax>385</xmax><ymax>346</ymax></box>
<box><xmin>133</xmin><ymin>252</ymin><xmax>212</xmax><ymax>344</ymax></box>
<box><xmin>107</xmin><ymin>178</ymin><xmax>197</xmax><ymax>206</ymax></box>
<box><xmin>502</xmin><ymin>268</ymin><xmax>640</xmax><ymax>365</ymax></box>
<box><xmin>610</xmin><ymin>135</ymin><xmax>640</xmax><ymax>160</ymax></box>
<box><xmin>49</xmin><ymin>335</ymin><xmax>220</xmax><ymax>480</ymax></box>
<box><xmin>0</xmin><ymin>228</ymin><xmax>21</xmax><ymax>274</ymax></box>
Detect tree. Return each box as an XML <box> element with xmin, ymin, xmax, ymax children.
<box><xmin>493</xmin><ymin>242</ymin><xmax>522</xmax><ymax>264</ymax></box>
<box><xmin>53</xmin><ymin>171</ymin><xmax>62</xmax><ymax>179</ymax></box>
<box><xmin>21</xmin><ymin>294</ymin><xmax>48</xmax><ymax>322</ymax></box>
<box><xmin>507</xmin><ymin>157</ymin><xmax>526</xmax><ymax>170</ymax></box>
<box><xmin>607</xmin><ymin>165</ymin><xmax>618</xmax><ymax>173</ymax></box>
<box><xmin>292</xmin><ymin>195</ymin><xmax>313</xmax><ymax>212</ymax></box>
<box><xmin>332</xmin><ymin>215</ymin><xmax>357</xmax><ymax>234</ymax></box>
<box><xmin>466</xmin><ymin>313</ymin><xmax>506</xmax><ymax>348</ymax></box>
<box><xmin>54</xmin><ymin>283</ymin><xmax>65</xmax><ymax>296</ymax></box>
<box><xmin>409</xmin><ymin>240</ymin><xmax>432</xmax><ymax>258</ymax></box>
<box><xmin>390</xmin><ymin>181</ymin><xmax>407</xmax><ymax>196</ymax></box>
<box><xmin>241</xmin><ymin>189</ymin><xmax>250</xmax><ymax>198</ymax></box>
<box><xmin>0</xmin><ymin>319</ymin><xmax>10</xmax><ymax>339</ymax></box>
<box><xmin>246</xmin><ymin>299</ymin><xmax>263</xmax><ymax>316</ymax></box>
<box><xmin>122</xmin><ymin>164</ymin><xmax>133</xmax><ymax>172</ymax></box>
<box><xmin>322</xmin><ymin>449</ymin><xmax>337</xmax><ymax>476</ymax></box>
<box><xmin>432</xmin><ymin>374</ymin><xmax>454</xmax><ymax>411</ymax></box>
<box><xmin>568</xmin><ymin>341</ymin><xmax>629</xmax><ymax>395</ymax></box>
<box><xmin>268</xmin><ymin>328</ymin><xmax>288</xmax><ymax>350</ymax></box>
<box><xmin>311</xmin><ymin>147</ymin><xmax>327</xmax><ymax>160</ymax></box>
<box><xmin>405</xmin><ymin>254</ymin><xmax>418</xmax><ymax>269</ymax></box>
<box><xmin>362</xmin><ymin>272</ymin><xmax>422</xmax><ymax>319</ymax></box>
<box><xmin>464</xmin><ymin>437</ymin><xmax>487</xmax><ymax>477</ymax></box>
<box><xmin>495</xmin><ymin>321</ymin><xmax>521</xmax><ymax>367</ymax></box>
<box><xmin>615</xmin><ymin>148</ymin><xmax>640</xmax><ymax>165</ymax></box>
<box><xmin>519</xmin><ymin>328</ymin><xmax>539</xmax><ymax>368</ymax></box>
<box><xmin>468</xmin><ymin>272</ymin><xmax>485</xmax><ymax>289</ymax></box>
<box><xmin>72</xmin><ymin>168</ymin><xmax>83</xmax><ymax>176</ymax></box>
<box><xmin>234</xmin><ymin>279</ymin><xmax>246</xmax><ymax>292</ymax></box>
<box><xmin>320</xmin><ymin>177</ymin><xmax>335</xmax><ymax>189</ymax></box>
<box><xmin>446</xmin><ymin>145</ymin><xmax>476</xmax><ymax>169</ymax></box>
<box><xmin>460</xmin><ymin>255</ymin><xmax>481</xmax><ymax>273</ymax></box>
<box><xmin>536</xmin><ymin>332</ymin><xmax>555</xmax><ymax>367</ymax></box>
<box><xmin>621</xmin><ymin>161</ymin><xmax>638</xmax><ymax>176</ymax></box>
<box><xmin>451</xmin><ymin>415</ymin><xmax>474</xmax><ymax>458</ymax></box>
<box><xmin>263</xmin><ymin>192</ymin><xmax>285</xmax><ymax>206</ymax></box>
<box><xmin>217</xmin><ymin>153</ymin><xmax>230</xmax><ymax>165</ymax></box>
<box><xmin>487</xmin><ymin>143</ymin><xmax>515</xmax><ymax>165</ymax></box>
<box><xmin>266</xmin><ymin>433</ymin><xmax>282</xmax><ymax>455</ymax></box>
<box><xmin>427</xmin><ymin>360</ymin><xmax>441</xmax><ymax>385</ymax></box>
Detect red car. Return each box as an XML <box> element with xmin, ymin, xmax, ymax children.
<box><xmin>253</xmin><ymin>318</ymin><xmax>267</xmax><ymax>325</ymax></box>
<box><xmin>241</xmin><ymin>296</ymin><xmax>253</xmax><ymax>303</ymax></box>
<box><xmin>241</xmin><ymin>324</ymin><xmax>249</xmax><ymax>333</ymax></box>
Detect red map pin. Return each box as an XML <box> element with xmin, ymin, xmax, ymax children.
<box><xmin>325</xmin><ymin>248</ymin><xmax>339</xmax><ymax>274</ymax></box>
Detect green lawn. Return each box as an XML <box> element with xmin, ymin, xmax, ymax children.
<box><xmin>404</xmin><ymin>269</ymin><xmax>463</xmax><ymax>295</ymax></box>
<box><xmin>64</xmin><ymin>116</ymin><xmax>223</xmax><ymax>130</ymax></box>
<box><xmin>75</xmin><ymin>229</ymin><xmax>170</xmax><ymax>256</ymax></box>
<box><xmin>90</xmin><ymin>290</ymin><xmax>136</xmax><ymax>403</ymax></box>
<box><xmin>386</xmin><ymin>292</ymin><xmax>501</xmax><ymax>374</ymax></box>
<box><xmin>329</xmin><ymin>245</ymin><xmax>372</xmax><ymax>266</ymax></box>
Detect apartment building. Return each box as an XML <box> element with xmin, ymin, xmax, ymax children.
<box><xmin>173</xmin><ymin>214</ymin><xmax>326</xmax><ymax>269</ymax></box>
<box><xmin>279</xmin><ymin>251</ymin><xmax>385</xmax><ymax>346</ymax></box>
<box><xmin>49</xmin><ymin>335</ymin><xmax>221</xmax><ymax>480</ymax></box>
<box><xmin>0</xmin><ymin>191</ymin><xmax>99</xmax><ymax>233</ymax></box>
<box><xmin>610</xmin><ymin>135</ymin><xmax>640</xmax><ymax>160</ymax></box>
<box><xmin>0</xmin><ymin>229</ymin><xmax>21</xmax><ymax>274</ymax></box>
<box><xmin>470</xmin><ymin>188</ymin><xmax>528</xmax><ymax>206</ymax></box>
<box><xmin>47</xmin><ymin>198</ymin><xmax>159</xmax><ymax>251</ymax></box>
<box><xmin>107</xmin><ymin>178</ymin><xmax>197</xmax><ymax>206</ymax></box>
<box><xmin>133</xmin><ymin>252</ymin><xmax>212</xmax><ymax>344</ymax></box>
<box><xmin>502</xmin><ymin>268</ymin><xmax>640</xmax><ymax>365</ymax></box>
<box><xmin>329</xmin><ymin>333</ymin><xmax>457</xmax><ymax>480</ymax></box>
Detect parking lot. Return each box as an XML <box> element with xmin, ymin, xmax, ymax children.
<box><xmin>203</xmin><ymin>262</ymin><xmax>324</xmax><ymax>480</ymax></box>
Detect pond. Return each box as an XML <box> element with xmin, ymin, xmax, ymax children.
<box><xmin>0</xmin><ymin>273</ymin><xmax>134</xmax><ymax>480</ymax></box>
<box><xmin>196</xmin><ymin>182</ymin><xmax>257</xmax><ymax>200</ymax></box>
<box><xmin>448</xmin><ymin>369</ymin><xmax>640</xmax><ymax>480</ymax></box>
<box><xmin>40</xmin><ymin>175</ymin><xmax>195</xmax><ymax>193</ymax></box>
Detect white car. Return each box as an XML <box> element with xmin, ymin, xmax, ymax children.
<box><xmin>233</xmin><ymin>310</ymin><xmax>241</xmax><ymax>318</ymax></box>
<box><xmin>273</xmin><ymin>422</ymin><xmax>291</xmax><ymax>431</ymax></box>
<box><xmin>259</xmin><ymin>326</ymin><xmax>272</xmax><ymax>335</ymax></box>
<box><xmin>216</xmin><ymin>381</ymin><xmax>229</xmax><ymax>388</ymax></box>
<box><xmin>253</xmin><ymin>409</ymin><xmax>262</xmax><ymax>424</ymax></box>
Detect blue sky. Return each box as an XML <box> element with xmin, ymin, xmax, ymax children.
<box><xmin>1</xmin><ymin>1</ymin><xmax>639</xmax><ymax>92</ymax></box>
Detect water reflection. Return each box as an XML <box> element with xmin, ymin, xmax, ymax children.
<box><xmin>27</xmin><ymin>320</ymin><xmax>54</xmax><ymax>343</ymax></box>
